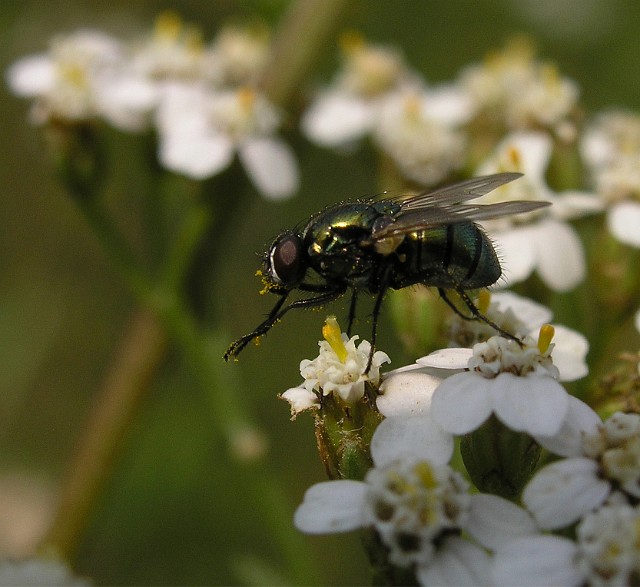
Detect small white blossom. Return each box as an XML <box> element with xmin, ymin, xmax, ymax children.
<box><xmin>523</xmin><ymin>411</ymin><xmax>640</xmax><ymax>530</ymax></box>
<box><xmin>460</xmin><ymin>37</ymin><xmax>579</xmax><ymax>133</ymax></box>
<box><xmin>373</xmin><ymin>87</ymin><xmax>469</xmax><ymax>186</ymax></box>
<box><xmin>449</xmin><ymin>291</ymin><xmax>589</xmax><ymax>381</ymax></box>
<box><xmin>476</xmin><ymin>131</ymin><xmax>602</xmax><ymax>291</ymax></box>
<box><xmin>581</xmin><ymin>110</ymin><xmax>640</xmax><ymax>248</ymax></box>
<box><xmin>280</xmin><ymin>317</ymin><xmax>390</xmax><ymax>414</ymax></box>
<box><xmin>430</xmin><ymin>332</ymin><xmax>570</xmax><ymax>437</ymax></box>
<box><xmin>294</xmin><ymin>415</ymin><xmax>534</xmax><ymax>585</ymax></box>
<box><xmin>0</xmin><ymin>558</ymin><xmax>90</xmax><ymax>586</ymax></box>
<box><xmin>156</xmin><ymin>85</ymin><xmax>298</xmax><ymax>199</ymax></box>
<box><xmin>575</xmin><ymin>501</ymin><xmax>640</xmax><ymax>586</ymax></box>
<box><xmin>205</xmin><ymin>24</ymin><xmax>270</xmax><ymax>87</ymax></box>
<box><xmin>6</xmin><ymin>29</ymin><xmax>155</xmax><ymax>131</ymax></box>
<box><xmin>301</xmin><ymin>34</ymin><xmax>419</xmax><ymax>148</ymax></box>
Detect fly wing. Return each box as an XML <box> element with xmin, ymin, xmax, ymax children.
<box><xmin>371</xmin><ymin>200</ymin><xmax>550</xmax><ymax>239</ymax></box>
<box><xmin>392</xmin><ymin>172</ymin><xmax>524</xmax><ymax>211</ymax></box>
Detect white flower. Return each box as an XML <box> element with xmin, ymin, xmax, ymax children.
<box><xmin>575</xmin><ymin>501</ymin><xmax>640</xmax><ymax>586</ymax></box>
<box><xmin>448</xmin><ymin>291</ymin><xmax>589</xmax><ymax>381</ymax></box>
<box><xmin>280</xmin><ymin>317</ymin><xmax>390</xmax><ymax>415</ymax></box>
<box><xmin>429</xmin><ymin>332</ymin><xmax>571</xmax><ymax>437</ymax></box>
<box><xmin>523</xmin><ymin>411</ymin><xmax>640</xmax><ymax>530</ymax></box>
<box><xmin>156</xmin><ymin>85</ymin><xmax>298</xmax><ymax>199</ymax></box>
<box><xmin>475</xmin><ymin>131</ymin><xmax>602</xmax><ymax>291</ymax></box>
<box><xmin>581</xmin><ymin>110</ymin><xmax>640</xmax><ymax>248</ymax></box>
<box><xmin>294</xmin><ymin>416</ymin><xmax>536</xmax><ymax>585</ymax></box>
<box><xmin>460</xmin><ymin>37</ymin><xmax>579</xmax><ymax>133</ymax></box>
<box><xmin>372</xmin><ymin>87</ymin><xmax>470</xmax><ymax>186</ymax></box>
<box><xmin>130</xmin><ymin>11</ymin><xmax>208</xmax><ymax>83</ymax></box>
<box><xmin>205</xmin><ymin>24</ymin><xmax>270</xmax><ymax>87</ymax></box>
<box><xmin>0</xmin><ymin>558</ymin><xmax>90</xmax><ymax>586</ymax></box>
<box><xmin>6</xmin><ymin>29</ymin><xmax>155</xmax><ymax>131</ymax></box>
<box><xmin>301</xmin><ymin>34</ymin><xmax>418</xmax><ymax>148</ymax></box>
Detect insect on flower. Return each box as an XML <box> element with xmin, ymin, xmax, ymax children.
<box><xmin>224</xmin><ymin>173</ymin><xmax>550</xmax><ymax>368</ymax></box>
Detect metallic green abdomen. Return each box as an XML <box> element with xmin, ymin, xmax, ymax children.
<box><xmin>392</xmin><ymin>222</ymin><xmax>501</xmax><ymax>289</ymax></box>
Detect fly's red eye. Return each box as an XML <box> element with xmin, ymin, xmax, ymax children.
<box><xmin>269</xmin><ymin>234</ymin><xmax>304</xmax><ymax>285</ymax></box>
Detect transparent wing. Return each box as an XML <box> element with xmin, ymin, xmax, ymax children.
<box><xmin>371</xmin><ymin>200</ymin><xmax>550</xmax><ymax>239</ymax></box>
<box><xmin>390</xmin><ymin>172</ymin><xmax>524</xmax><ymax>211</ymax></box>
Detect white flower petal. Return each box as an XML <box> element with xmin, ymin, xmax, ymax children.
<box><xmin>294</xmin><ymin>480</ymin><xmax>366</xmax><ymax>534</ymax></box>
<box><xmin>376</xmin><ymin>370</ymin><xmax>441</xmax><ymax>417</ymax></box>
<box><xmin>607</xmin><ymin>201</ymin><xmax>640</xmax><ymax>248</ymax></box>
<box><xmin>5</xmin><ymin>54</ymin><xmax>54</xmax><ymax>96</ymax></box>
<box><xmin>417</xmin><ymin>537</ymin><xmax>491</xmax><ymax>587</ymax></box>
<box><xmin>159</xmin><ymin>132</ymin><xmax>233</xmax><ymax>179</ymax></box>
<box><xmin>636</xmin><ymin>309</ymin><xmax>640</xmax><ymax>334</ymax></box>
<box><xmin>490</xmin><ymin>291</ymin><xmax>553</xmax><ymax>329</ymax></box>
<box><xmin>422</xmin><ymin>84</ymin><xmax>474</xmax><ymax>126</ymax></box>
<box><xmin>370</xmin><ymin>415</ymin><xmax>454</xmax><ymax>467</ymax></box>
<box><xmin>550</xmin><ymin>190</ymin><xmax>605</xmax><ymax>220</ymax></box>
<box><xmin>492</xmin><ymin>229</ymin><xmax>537</xmax><ymax>286</ymax></box>
<box><xmin>549</xmin><ymin>324</ymin><xmax>589</xmax><ymax>382</ymax></box>
<box><xmin>465</xmin><ymin>494</ymin><xmax>537</xmax><ymax>551</ymax></box>
<box><xmin>416</xmin><ymin>348</ymin><xmax>472</xmax><ymax>370</ymax></box>
<box><xmin>523</xmin><ymin>457</ymin><xmax>610</xmax><ymax>529</ymax></box>
<box><xmin>301</xmin><ymin>91</ymin><xmax>375</xmax><ymax>146</ymax></box>
<box><xmin>534</xmin><ymin>395</ymin><xmax>602</xmax><ymax>457</ymax></box>
<box><xmin>492</xmin><ymin>372</ymin><xmax>568</xmax><ymax>436</ymax></box>
<box><xmin>431</xmin><ymin>373</ymin><xmax>493</xmax><ymax>434</ymax></box>
<box><xmin>239</xmin><ymin>137</ymin><xmax>299</xmax><ymax>200</ymax></box>
<box><xmin>280</xmin><ymin>387</ymin><xmax>319</xmax><ymax>418</ymax></box>
<box><xmin>95</xmin><ymin>73</ymin><xmax>158</xmax><ymax>132</ymax></box>
<box><xmin>532</xmin><ymin>220</ymin><xmax>586</xmax><ymax>291</ymax></box>
<box><xmin>491</xmin><ymin>535</ymin><xmax>582</xmax><ymax>587</ymax></box>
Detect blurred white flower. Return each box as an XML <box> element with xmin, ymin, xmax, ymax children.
<box><xmin>581</xmin><ymin>110</ymin><xmax>640</xmax><ymax>247</ymax></box>
<box><xmin>205</xmin><ymin>24</ymin><xmax>270</xmax><ymax>87</ymax></box>
<box><xmin>6</xmin><ymin>29</ymin><xmax>155</xmax><ymax>131</ymax></box>
<box><xmin>156</xmin><ymin>84</ymin><xmax>298</xmax><ymax>199</ymax></box>
<box><xmin>476</xmin><ymin>131</ymin><xmax>602</xmax><ymax>291</ymax></box>
<box><xmin>0</xmin><ymin>558</ymin><xmax>90</xmax><ymax>586</ymax></box>
<box><xmin>373</xmin><ymin>87</ymin><xmax>470</xmax><ymax>185</ymax></box>
<box><xmin>301</xmin><ymin>33</ymin><xmax>419</xmax><ymax>148</ymax></box>
<box><xmin>460</xmin><ymin>37</ymin><xmax>579</xmax><ymax>133</ymax></box>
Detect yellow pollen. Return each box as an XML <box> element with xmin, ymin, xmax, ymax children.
<box><xmin>537</xmin><ymin>324</ymin><xmax>555</xmax><ymax>354</ymax></box>
<box><xmin>507</xmin><ymin>146</ymin><xmax>522</xmax><ymax>169</ymax></box>
<box><xmin>339</xmin><ymin>30</ymin><xmax>365</xmax><ymax>55</ymax></box>
<box><xmin>403</xmin><ymin>94</ymin><xmax>422</xmax><ymax>119</ymax></box>
<box><xmin>478</xmin><ymin>290</ymin><xmax>491</xmax><ymax>314</ymax></box>
<box><xmin>183</xmin><ymin>25</ymin><xmax>204</xmax><ymax>53</ymax></box>
<box><xmin>322</xmin><ymin>316</ymin><xmax>348</xmax><ymax>362</ymax></box>
<box><xmin>58</xmin><ymin>63</ymin><xmax>87</xmax><ymax>88</ymax></box>
<box><xmin>414</xmin><ymin>461</ymin><xmax>438</xmax><ymax>489</ymax></box>
<box><xmin>155</xmin><ymin>11</ymin><xmax>183</xmax><ymax>41</ymax></box>
<box><xmin>238</xmin><ymin>87</ymin><xmax>256</xmax><ymax>111</ymax></box>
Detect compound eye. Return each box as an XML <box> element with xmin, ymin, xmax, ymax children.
<box><xmin>269</xmin><ymin>234</ymin><xmax>304</xmax><ymax>285</ymax></box>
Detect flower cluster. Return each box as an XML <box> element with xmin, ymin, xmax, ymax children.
<box><xmin>6</xmin><ymin>13</ymin><xmax>298</xmax><ymax>200</ymax></box>
<box><xmin>288</xmin><ymin>310</ymin><xmax>620</xmax><ymax>585</ymax></box>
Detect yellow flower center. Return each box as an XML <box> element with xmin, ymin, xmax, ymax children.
<box><xmin>537</xmin><ymin>324</ymin><xmax>555</xmax><ymax>354</ymax></box>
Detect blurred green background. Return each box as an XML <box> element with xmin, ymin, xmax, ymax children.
<box><xmin>1</xmin><ymin>0</ymin><xmax>640</xmax><ymax>584</ymax></box>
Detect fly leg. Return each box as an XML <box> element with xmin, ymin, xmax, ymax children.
<box><xmin>366</xmin><ymin>265</ymin><xmax>393</xmax><ymax>372</ymax></box>
<box><xmin>439</xmin><ymin>286</ymin><xmax>522</xmax><ymax>345</ymax></box>
<box><xmin>346</xmin><ymin>289</ymin><xmax>358</xmax><ymax>337</ymax></box>
<box><xmin>224</xmin><ymin>287</ymin><xmax>346</xmax><ymax>361</ymax></box>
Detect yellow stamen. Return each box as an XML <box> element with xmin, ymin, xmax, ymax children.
<box><xmin>507</xmin><ymin>146</ymin><xmax>522</xmax><ymax>169</ymax></box>
<box><xmin>183</xmin><ymin>25</ymin><xmax>204</xmax><ymax>53</ymax></box>
<box><xmin>403</xmin><ymin>93</ymin><xmax>422</xmax><ymax>119</ymax></box>
<box><xmin>322</xmin><ymin>316</ymin><xmax>348</xmax><ymax>362</ymax></box>
<box><xmin>58</xmin><ymin>63</ymin><xmax>87</xmax><ymax>88</ymax></box>
<box><xmin>414</xmin><ymin>461</ymin><xmax>437</xmax><ymax>489</ymax></box>
<box><xmin>237</xmin><ymin>87</ymin><xmax>256</xmax><ymax>111</ymax></box>
<box><xmin>478</xmin><ymin>290</ymin><xmax>491</xmax><ymax>314</ymax></box>
<box><xmin>537</xmin><ymin>324</ymin><xmax>555</xmax><ymax>354</ymax></box>
<box><xmin>155</xmin><ymin>11</ymin><xmax>183</xmax><ymax>41</ymax></box>
<box><xmin>339</xmin><ymin>30</ymin><xmax>365</xmax><ymax>55</ymax></box>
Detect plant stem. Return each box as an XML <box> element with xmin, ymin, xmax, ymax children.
<box><xmin>40</xmin><ymin>308</ymin><xmax>167</xmax><ymax>559</ymax></box>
